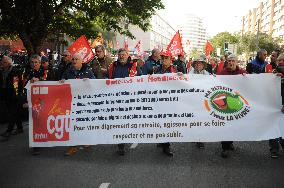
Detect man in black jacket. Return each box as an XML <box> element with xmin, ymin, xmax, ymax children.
<box><xmin>61</xmin><ymin>54</ymin><xmax>95</xmax><ymax>156</ymax></box>
<box><xmin>0</xmin><ymin>56</ymin><xmax>24</xmax><ymax>140</ymax></box>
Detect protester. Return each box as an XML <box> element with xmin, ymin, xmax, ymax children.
<box><xmin>188</xmin><ymin>56</ymin><xmax>210</xmax><ymax>75</ymax></box>
<box><xmin>215</xmin><ymin>56</ymin><xmax>226</xmax><ymax>74</ymax></box>
<box><xmin>142</xmin><ymin>48</ymin><xmax>161</xmax><ymax>75</ymax></box>
<box><xmin>25</xmin><ymin>54</ymin><xmax>58</xmax><ymax>155</ymax></box>
<box><xmin>92</xmin><ymin>45</ymin><xmax>112</xmax><ymax>79</ymax></box>
<box><xmin>0</xmin><ymin>56</ymin><xmax>24</xmax><ymax>141</ymax></box>
<box><xmin>41</xmin><ymin>56</ymin><xmax>57</xmax><ymax>81</ymax></box>
<box><xmin>188</xmin><ymin>55</ymin><xmax>209</xmax><ymax>149</ymax></box>
<box><xmin>61</xmin><ymin>54</ymin><xmax>95</xmax><ymax>156</ymax></box>
<box><xmin>209</xmin><ymin>57</ymin><xmax>217</xmax><ymax>73</ymax></box>
<box><xmin>268</xmin><ymin>53</ymin><xmax>284</xmax><ymax>158</ymax></box>
<box><xmin>108</xmin><ymin>48</ymin><xmax>139</xmax><ymax>155</ymax></box>
<box><xmin>143</xmin><ymin>50</ymin><xmax>176</xmax><ymax>156</ymax></box>
<box><xmin>173</xmin><ymin>54</ymin><xmax>187</xmax><ymax>73</ymax></box>
<box><xmin>246</xmin><ymin>49</ymin><xmax>270</xmax><ymax>73</ymax></box>
<box><xmin>57</xmin><ymin>50</ymin><xmax>72</xmax><ymax>80</ymax></box>
<box><xmin>217</xmin><ymin>54</ymin><xmax>247</xmax><ymax>158</ymax></box>
<box><xmin>270</xmin><ymin>50</ymin><xmax>280</xmax><ymax>70</ymax></box>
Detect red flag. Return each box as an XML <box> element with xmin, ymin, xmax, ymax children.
<box><xmin>134</xmin><ymin>40</ymin><xmax>141</xmax><ymax>55</ymax></box>
<box><xmin>186</xmin><ymin>39</ymin><xmax>190</xmax><ymax>46</ymax></box>
<box><xmin>205</xmin><ymin>40</ymin><xmax>214</xmax><ymax>56</ymax></box>
<box><xmin>124</xmin><ymin>40</ymin><xmax>129</xmax><ymax>51</ymax></box>
<box><xmin>68</xmin><ymin>35</ymin><xmax>95</xmax><ymax>64</ymax></box>
<box><xmin>116</xmin><ymin>41</ymin><xmax>120</xmax><ymax>50</ymax></box>
<box><xmin>166</xmin><ymin>30</ymin><xmax>184</xmax><ymax>57</ymax></box>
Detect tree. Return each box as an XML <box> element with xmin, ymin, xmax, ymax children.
<box><xmin>210</xmin><ymin>32</ymin><xmax>239</xmax><ymax>56</ymax></box>
<box><xmin>238</xmin><ymin>32</ymin><xmax>283</xmax><ymax>56</ymax></box>
<box><xmin>0</xmin><ymin>0</ymin><xmax>164</xmax><ymax>54</ymax></box>
<box><xmin>189</xmin><ymin>48</ymin><xmax>201</xmax><ymax>59</ymax></box>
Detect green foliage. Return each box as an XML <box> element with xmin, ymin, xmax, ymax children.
<box><xmin>190</xmin><ymin>48</ymin><xmax>201</xmax><ymax>59</ymax></box>
<box><xmin>211</xmin><ymin>31</ymin><xmax>284</xmax><ymax>57</ymax></box>
<box><xmin>0</xmin><ymin>0</ymin><xmax>164</xmax><ymax>53</ymax></box>
<box><xmin>211</xmin><ymin>32</ymin><xmax>239</xmax><ymax>55</ymax></box>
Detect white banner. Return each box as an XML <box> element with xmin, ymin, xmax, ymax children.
<box><xmin>26</xmin><ymin>74</ymin><xmax>284</xmax><ymax>147</ymax></box>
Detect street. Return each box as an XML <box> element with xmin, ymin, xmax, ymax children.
<box><xmin>0</xmin><ymin>122</ymin><xmax>284</xmax><ymax>188</ymax></box>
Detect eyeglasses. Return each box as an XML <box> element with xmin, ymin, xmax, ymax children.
<box><xmin>227</xmin><ymin>60</ymin><xmax>236</xmax><ymax>62</ymax></box>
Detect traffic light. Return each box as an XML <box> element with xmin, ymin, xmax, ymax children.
<box><xmin>224</xmin><ymin>42</ymin><xmax>229</xmax><ymax>52</ymax></box>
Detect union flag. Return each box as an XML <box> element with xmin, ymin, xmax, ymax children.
<box><xmin>166</xmin><ymin>30</ymin><xmax>184</xmax><ymax>57</ymax></box>
<box><xmin>204</xmin><ymin>40</ymin><xmax>214</xmax><ymax>56</ymax></box>
<box><xmin>68</xmin><ymin>35</ymin><xmax>95</xmax><ymax>64</ymax></box>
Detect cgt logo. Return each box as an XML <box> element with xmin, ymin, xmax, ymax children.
<box><xmin>204</xmin><ymin>86</ymin><xmax>250</xmax><ymax>121</ymax></box>
<box><xmin>31</xmin><ymin>85</ymin><xmax>72</xmax><ymax>142</ymax></box>
<box><xmin>47</xmin><ymin>110</ymin><xmax>71</xmax><ymax>140</ymax></box>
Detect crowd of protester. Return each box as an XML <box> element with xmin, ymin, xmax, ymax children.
<box><xmin>0</xmin><ymin>46</ymin><xmax>283</xmax><ymax>158</ymax></box>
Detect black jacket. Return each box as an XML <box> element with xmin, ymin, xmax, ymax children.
<box><xmin>62</xmin><ymin>64</ymin><xmax>95</xmax><ymax>79</ymax></box>
<box><xmin>0</xmin><ymin>66</ymin><xmax>24</xmax><ymax>100</ymax></box>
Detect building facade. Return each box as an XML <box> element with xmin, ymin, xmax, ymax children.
<box><xmin>115</xmin><ymin>12</ymin><xmax>176</xmax><ymax>54</ymax></box>
<box><xmin>179</xmin><ymin>14</ymin><xmax>208</xmax><ymax>54</ymax></box>
<box><xmin>242</xmin><ymin>0</ymin><xmax>284</xmax><ymax>39</ymax></box>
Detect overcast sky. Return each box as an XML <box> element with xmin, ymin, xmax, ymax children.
<box><xmin>158</xmin><ymin>0</ymin><xmax>263</xmax><ymax>36</ymax></box>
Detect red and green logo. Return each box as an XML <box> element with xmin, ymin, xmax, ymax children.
<box><xmin>204</xmin><ymin>86</ymin><xmax>250</xmax><ymax>121</ymax></box>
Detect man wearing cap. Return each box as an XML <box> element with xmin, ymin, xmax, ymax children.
<box><xmin>143</xmin><ymin>51</ymin><xmax>176</xmax><ymax>156</ymax></box>
<box><xmin>217</xmin><ymin>54</ymin><xmax>247</xmax><ymax>158</ymax></box>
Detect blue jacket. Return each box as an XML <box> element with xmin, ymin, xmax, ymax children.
<box><xmin>142</xmin><ymin>56</ymin><xmax>162</xmax><ymax>75</ymax></box>
<box><xmin>246</xmin><ymin>57</ymin><xmax>268</xmax><ymax>74</ymax></box>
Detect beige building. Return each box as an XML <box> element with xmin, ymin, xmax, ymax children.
<box><xmin>242</xmin><ymin>0</ymin><xmax>284</xmax><ymax>39</ymax></box>
<box><xmin>115</xmin><ymin>12</ymin><xmax>176</xmax><ymax>53</ymax></box>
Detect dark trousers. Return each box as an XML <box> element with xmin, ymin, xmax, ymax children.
<box><xmin>118</xmin><ymin>143</ymin><xmax>125</xmax><ymax>150</ymax></box>
<box><xmin>221</xmin><ymin>141</ymin><xmax>233</xmax><ymax>150</ymax></box>
<box><xmin>269</xmin><ymin>138</ymin><xmax>284</xmax><ymax>152</ymax></box>
<box><xmin>5</xmin><ymin>99</ymin><xmax>23</xmax><ymax>132</ymax></box>
<box><xmin>160</xmin><ymin>142</ymin><xmax>170</xmax><ymax>148</ymax></box>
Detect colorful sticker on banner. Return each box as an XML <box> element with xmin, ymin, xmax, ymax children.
<box><xmin>204</xmin><ymin>86</ymin><xmax>250</xmax><ymax>121</ymax></box>
<box><xmin>31</xmin><ymin>84</ymin><xmax>72</xmax><ymax>142</ymax></box>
